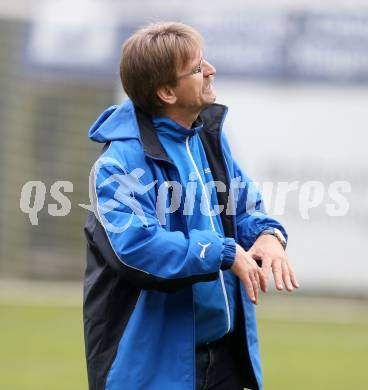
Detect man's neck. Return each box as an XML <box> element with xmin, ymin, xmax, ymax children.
<box><xmin>160</xmin><ymin>108</ymin><xmax>199</xmax><ymax>129</ymax></box>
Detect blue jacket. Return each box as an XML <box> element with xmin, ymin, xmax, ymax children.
<box><xmin>152</xmin><ymin>115</ymin><xmax>239</xmax><ymax>345</ymax></box>
<box><xmin>83</xmin><ymin>99</ymin><xmax>287</xmax><ymax>390</ymax></box>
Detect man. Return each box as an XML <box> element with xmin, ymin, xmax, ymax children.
<box><xmin>83</xmin><ymin>22</ymin><xmax>299</xmax><ymax>390</ymax></box>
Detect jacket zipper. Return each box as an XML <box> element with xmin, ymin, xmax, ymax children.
<box><xmin>185</xmin><ymin>135</ymin><xmax>231</xmax><ymax>334</ymax></box>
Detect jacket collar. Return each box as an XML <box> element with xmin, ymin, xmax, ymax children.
<box><xmin>152</xmin><ymin>116</ymin><xmax>204</xmax><ymax>142</ymax></box>
<box><xmin>134</xmin><ymin>104</ymin><xmax>228</xmax><ymax>164</ymax></box>
<box><xmin>135</xmin><ymin>107</ymin><xmax>173</xmax><ymax>164</ymax></box>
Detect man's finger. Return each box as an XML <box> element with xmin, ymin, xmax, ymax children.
<box><xmin>254</xmin><ymin>272</ymin><xmax>260</xmax><ymax>302</ymax></box>
<box><xmin>260</xmin><ymin>255</ymin><xmax>272</xmax><ymax>289</ymax></box>
<box><xmin>281</xmin><ymin>260</ymin><xmax>293</xmax><ymax>291</ymax></box>
<box><xmin>257</xmin><ymin>266</ymin><xmax>267</xmax><ymax>293</ymax></box>
<box><xmin>272</xmin><ymin>260</ymin><xmax>283</xmax><ymax>290</ymax></box>
<box><xmin>243</xmin><ymin>274</ymin><xmax>257</xmax><ymax>304</ymax></box>
<box><xmin>288</xmin><ymin>263</ymin><xmax>300</xmax><ymax>288</ymax></box>
<box><xmin>251</xmin><ymin>274</ymin><xmax>259</xmax><ymax>305</ymax></box>
<box><xmin>254</xmin><ymin>270</ymin><xmax>260</xmax><ymax>286</ymax></box>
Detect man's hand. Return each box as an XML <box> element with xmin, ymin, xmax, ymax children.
<box><xmin>248</xmin><ymin>234</ymin><xmax>299</xmax><ymax>292</ymax></box>
<box><xmin>231</xmin><ymin>244</ymin><xmax>267</xmax><ymax>305</ymax></box>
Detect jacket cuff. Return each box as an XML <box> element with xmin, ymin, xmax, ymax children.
<box><xmin>220</xmin><ymin>237</ymin><xmax>236</xmax><ymax>270</ymax></box>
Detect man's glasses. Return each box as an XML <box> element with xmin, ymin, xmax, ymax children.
<box><xmin>177</xmin><ymin>58</ymin><xmax>203</xmax><ymax>80</ymax></box>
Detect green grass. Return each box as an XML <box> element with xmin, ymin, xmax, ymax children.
<box><xmin>259</xmin><ymin>319</ymin><xmax>368</xmax><ymax>390</ymax></box>
<box><xmin>0</xmin><ymin>301</ymin><xmax>367</xmax><ymax>390</ymax></box>
<box><xmin>0</xmin><ymin>303</ymin><xmax>87</xmax><ymax>390</ymax></box>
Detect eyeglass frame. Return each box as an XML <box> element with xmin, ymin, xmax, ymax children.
<box><xmin>176</xmin><ymin>57</ymin><xmax>204</xmax><ymax>80</ymax></box>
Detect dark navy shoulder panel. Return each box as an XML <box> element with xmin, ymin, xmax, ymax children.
<box><xmin>84</xmin><ymin>212</ymin><xmax>141</xmax><ymax>390</ymax></box>
<box><xmin>199</xmin><ymin>104</ymin><xmax>236</xmax><ymax>239</ymax></box>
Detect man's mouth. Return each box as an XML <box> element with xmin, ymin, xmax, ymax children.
<box><xmin>205</xmin><ymin>83</ymin><xmax>214</xmax><ymax>92</ymax></box>
<box><xmin>204</xmin><ymin>75</ymin><xmax>215</xmax><ymax>93</ymax></box>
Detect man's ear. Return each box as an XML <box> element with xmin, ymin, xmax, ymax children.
<box><xmin>156</xmin><ymin>85</ymin><xmax>177</xmax><ymax>105</ymax></box>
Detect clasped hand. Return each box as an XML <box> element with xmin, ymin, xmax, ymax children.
<box><xmin>231</xmin><ymin>234</ymin><xmax>299</xmax><ymax>304</ymax></box>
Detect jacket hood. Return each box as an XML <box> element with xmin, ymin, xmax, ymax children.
<box><xmin>88</xmin><ymin>99</ymin><xmax>140</xmax><ymax>143</ymax></box>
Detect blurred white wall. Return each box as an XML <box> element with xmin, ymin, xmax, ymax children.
<box><xmin>217</xmin><ymin>80</ymin><xmax>368</xmax><ymax>294</ymax></box>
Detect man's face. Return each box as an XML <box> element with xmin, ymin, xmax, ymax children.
<box><xmin>172</xmin><ymin>51</ymin><xmax>217</xmax><ymax>112</ymax></box>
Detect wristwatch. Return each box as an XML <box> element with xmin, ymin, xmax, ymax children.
<box><xmin>260</xmin><ymin>228</ymin><xmax>287</xmax><ymax>250</ymax></box>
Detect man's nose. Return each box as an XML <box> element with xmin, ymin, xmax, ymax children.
<box><xmin>203</xmin><ymin>59</ymin><xmax>216</xmax><ymax>77</ymax></box>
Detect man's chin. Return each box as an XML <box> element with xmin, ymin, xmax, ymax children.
<box><xmin>206</xmin><ymin>93</ymin><xmax>216</xmax><ymax>105</ymax></box>
<box><xmin>200</xmin><ymin>96</ymin><xmax>216</xmax><ymax>110</ymax></box>
<box><xmin>203</xmin><ymin>89</ymin><xmax>216</xmax><ymax>103</ymax></box>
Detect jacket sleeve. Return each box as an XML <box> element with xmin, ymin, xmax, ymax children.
<box><xmin>232</xmin><ymin>157</ymin><xmax>288</xmax><ymax>250</ymax></box>
<box><xmin>88</xmin><ymin>160</ymin><xmax>236</xmax><ymax>292</ymax></box>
